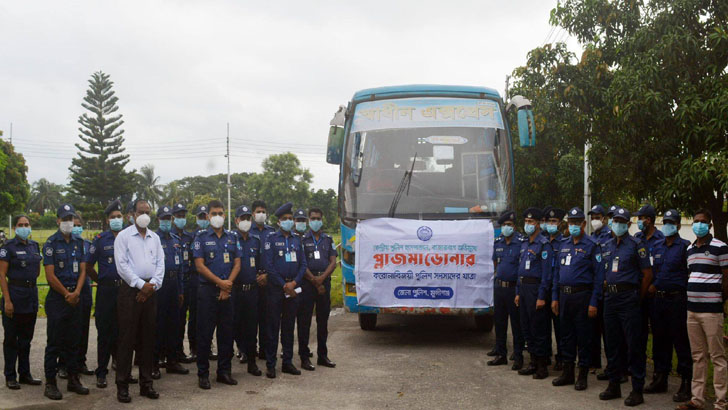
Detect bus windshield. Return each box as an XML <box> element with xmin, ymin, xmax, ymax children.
<box><xmin>342</xmin><ymin>97</ymin><xmax>513</xmax><ymax>220</ymax></box>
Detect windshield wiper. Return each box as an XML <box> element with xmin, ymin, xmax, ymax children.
<box><xmin>388</xmin><ymin>152</ymin><xmax>417</xmax><ymax>217</ymax></box>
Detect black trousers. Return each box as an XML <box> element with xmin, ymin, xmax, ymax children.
<box><xmin>558</xmin><ymin>290</ymin><xmax>593</xmax><ymax>367</ymax></box>
<box><xmin>297</xmin><ymin>278</ymin><xmax>331</xmax><ymax>359</ymax></box>
<box><xmin>95</xmin><ymin>285</ymin><xmax>119</xmax><ymax>377</ymax></box>
<box><xmin>177</xmin><ymin>274</ymin><xmax>198</xmax><ymax>356</ymax></box>
<box><xmin>493</xmin><ymin>285</ymin><xmax>524</xmax><ymax>359</ymax></box>
<box><xmin>44</xmin><ymin>290</ymin><xmax>82</xmax><ymax>379</ymax></box>
<box><xmin>649</xmin><ymin>292</ymin><xmax>692</xmax><ymax>377</ymax></box>
<box><xmin>115</xmin><ymin>282</ymin><xmax>156</xmax><ymax>389</ymax></box>
<box><xmin>2</xmin><ymin>311</ymin><xmax>36</xmax><ymax>380</ymax></box>
<box><xmin>80</xmin><ymin>283</ymin><xmax>92</xmax><ymax>367</ymax></box>
<box><xmin>257</xmin><ymin>284</ymin><xmax>267</xmax><ymax>354</ymax></box>
<box><xmin>232</xmin><ymin>285</ymin><xmax>258</xmax><ymax>358</ymax></box>
<box><xmin>266</xmin><ymin>288</ymin><xmax>299</xmax><ymax>369</ymax></box>
<box><xmin>155</xmin><ymin>273</ymin><xmax>180</xmax><ymax>364</ymax></box>
<box><xmin>196</xmin><ymin>284</ymin><xmax>233</xmax><ymax>378</ymax></box>
<box><xmin>604</xmin><ymin>290</ymin><xmax>646</xmax><ymax>392</ymax></box>
<box><xmin>519</xmin><ymin>283</ymin><xmax>550</xmax><ymax>358</ymax></box>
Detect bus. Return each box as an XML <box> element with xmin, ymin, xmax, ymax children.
<box><xmin>325</xmin><ymin>85</ymin><xmax>536</xmax><ymax>331</ymax></box>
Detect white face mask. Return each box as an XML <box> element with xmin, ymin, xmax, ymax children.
<box><xmin>135</xmin><ymin>214</ymin><xmax>151</xmax><ymax>229</ymax></box>
<box><xmin>254</xmin><ymin>212</ymin><xmax>266</xmax><ymax>224</ymax></box>
<box><xmin>238</xmin><ymin>220</ymin><xmax>252</xmax><ymax>232</ymax></box>
<box><xmin>591</xmin><ymin>219</ymin><xmax>604</xmax><ymax>231</ymax></box>
<box><xmin>59</xmin><ymin>221</ymin><xmax>74</xmax><ymax>235</ymax></box>
<box><xmin>210</xmin><ymin>215</ymin><xmax>225</xmax><ymax>229</ymax></box>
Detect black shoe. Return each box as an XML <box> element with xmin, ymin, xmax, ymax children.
<box><xmin>44</xmin><ymin>381</ymin><xmax>63</xmax><ymax>400</ymax></box>
<box><xmin>518</xmin><ymin>361</ymin><xmax>536</xmax><ymax>376</ymax></box>
<box><xmin>487</xmin><ymin>356</ymin><xmax>507</xmax><ymax>366</ymax></box>
<box><xmin>282</xmin><ymin>363</ymin><xmax>301</xmax><ymax>375</ymax></box>
<box><xmin>511</xmin><ymin>357</ymin><xmax>524</xmax><ymax>371</ymax></box>
<box><xmin>486</xmin><ymin>349</ymin><xmax>498</xmax><ymax>357</ymax></box>
<box><xmin>574</xmin><ymin>367</ymin><xmax>589</xmax><ymax>391</ymax></box>
<box><xmin>644</xmin><ymin>372</ymin><xmax>668</xmax><ymax>394</ymax></box>
<box><xmin>179</xmin><ymin>353</ymin><xmax>195</xmax><ymax>364</ymax></box>
<box><xmin>596</xmin><ymin>371</ymin><xmax>609</xmax><ymax>381</ymax></box>
<box><xmin>317</xmin><ymin>356</ymin><xmax>336</xmax><ymax>368</ymax></box>
<box><xmin>6</xmin><ymin>379</ymin><xmax>20</xmax><ymax>390</ymax></box>
<box><xmin>301</xmin><ymin>358</ymin><xmax>315</xmax><ymax>371</ymax></box>
<box><xmin>209</xmin><ymin>351</ymin><xmax>218</xmax><ymax>361</ymax></box>
<box><xmin>307</xmin><ymin>352</ymin><xmax>313</xmax><ymax>358</ymax></box>
<box><xmin>96</xmin><ymin>375</ymin><xmax>107</xmax><ymax>388</ymax></box>
<box><xmin>166</xmin><ymin>362</ymin><xmax>189</xmax><ymax>375</ymax></box>
<box><xmin>258</xmin><ymin>350</ymin><xmax>266</xmax><ymax>360</ymax></box>
<box><xmin>117</xmin><ymin>386</ymin><xmax>131</xmax><ymax>403</ymax></box>
<box><xmin>533</xmin><ymin>356</ymin><xmax>549</xmax><ymax>380</ymax></box>
<box><xmin>198</xmin><ymin>376</ymin><xmax>211</xmax><ymax>389</ymax></box>
<box><xmin>599</xmin><ymin>381</ymin><xmax>622</xmax><ymax>400</ymax></box>
<box><xmin>240</xmin><ymin>353</ymin><xmax>248</xmax><ymax>364</ymax></box>
<box><xmin>624</xmin><ymin>390</ymin><xmax>644</xmax><ymax>407</ymax></box>
<box><xmin>552</xmin><ymin>362</ymin><xmax>575</xmax><ymax>386</ymax></box>
<box><xmin>151</xmin><ymin>368</ymin><xmax>161</xmax><ymax>380</ymax></box>
<box><xmin>57</xmin><ymin>368</ymin><xmax>68</xmax><ymax>380</ymax></box>
<box><xmin>19</xmin><ymin>374</ymin><xmax>42</xmax><ymax>385</ymax></box>
<box><xmin>266</xmin><ymin>368</ymin><xmax>276</xmax><ymax>379</ymax></box>
<box><xmin>673</xmin><ymin>377</ymin><xmax>692</xmax><ymax>403</ymax></box>
<box><xmin>127</xmin><ymin>375</ymin><xmax>138</xmax><ymax>384</ymax></box>
<box><xmin>140</xmin><ymin>386</ymin><xmax>159</xmax><ymax>399</ymax></box>
<box><xmin>216</xmin><ymin>373</ymin><xmax>238</xmax><ymax>385</ymax></box>
<box><xmin>158</xmin><ymin>358</ymin><xmax>167</xmax><ymax>369</ymax></box>
<box><xmin>80</xmin><ymin>364</ymin><xmax>94</xmax><ymax>376</ymax></box>
<box><xmin>248</xmin><ymin>361</ymin><xmax>262</xmax><ymax>376</ymax></box>
<box><xmin>67</xmin><ymin>374</ymin><xmax>89</xmax><ymax>395</ymax></box>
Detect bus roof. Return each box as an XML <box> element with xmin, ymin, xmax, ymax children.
<box><xmin>352</xmin><ymin>84</ymin><xmax>501</xmax><ymax>102</ymax></box>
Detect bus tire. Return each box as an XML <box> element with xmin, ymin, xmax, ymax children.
<box><xmin>474</xmin><ymin>315</ymin><xmax>494</xmax><ymax>332</ymax></box>
<box><xmin>358</xmin><ymin>313</ymin><xmax>377</xmax><ymax>330</ymax></box>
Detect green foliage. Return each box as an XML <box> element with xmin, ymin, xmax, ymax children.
<box><xmin>28</xmin><ymin>178</ymin><xmax>65</xmax><ymax>216</ymax></box>
<box><xmin>0</xmin><ymin>140</ymin><xmax>30</xmax><ymax>221</ymax></box>
<box><xmin>134</xmin><ymin>164</ymin><xmax>164</xmax><ymax>208</ymax></box>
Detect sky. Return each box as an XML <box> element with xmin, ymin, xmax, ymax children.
<box><xmin>0</xmin><ymin>0</ymin><xmax>578</xmax><ymax>191</ymax></box>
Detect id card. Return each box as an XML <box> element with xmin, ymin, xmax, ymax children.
<box><xmin>73</xmin><ymin>261</ymin><xmax>79</xmax><ymax>273</ymax></box>
<box><xmin>525</xmin><ymin>260</ymin><xmax>531</xmax><ymax>270</ymax></box>
<box><xmin>649</xmin><ymin>256</ymin><xmax>654</xmax><ymax>266</ymax></box>
<box><xmin>285</xmin><ymin>287</ymin><xmax>302</xmax><ymax>299</ymax></box>
<box><xmin>175</xmin><ymin>254</ymin><xmax>180</xmax><ymax>265</ymax></box>
<box><xmin>314</xmin><ymin>251</ymin><xmax>321</xmax><ymax>260</ymax></box>
<box><xmin>250</xmin><ymin>257</ymin><xmax>256</xmax><ymax>267</ymax></box>
<box><xmin>290</xmin><ymin>252</ymin><xmax>297</xmax><ymax>263</ymax></box>
<box><xmin>183</xmin><ymin>251</ymin><xmax>189</xmax><ymax>261</ymax></box>
<box><xmin>612</xmin><ymin>257</ymin><xmax>619</xmax><ymax>272</ymax></box>
<box><xmin>565</xmin><ymin>255</ymin><xmax>572</xmax><ymax>266</ymax></box>
<box><xmin>285</xmin><ymin>252</ymin><xmax>292</xmax><ymax>262</ymax></box>
<box><xmin>223</xmin><ymin>252</ymin><xmax>230</xmax><ymax>263</ymax></box>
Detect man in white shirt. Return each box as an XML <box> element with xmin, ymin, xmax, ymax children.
<box><xmin>113</xmin><ymin>200</ymin><xmax>165</xmax><ymax>403</ymax></box>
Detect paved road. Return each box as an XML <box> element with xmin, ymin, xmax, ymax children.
<box><xmin>0</xmin><ymin>311</ymin><xmax>695</xmax><ymax>409</ymax></box>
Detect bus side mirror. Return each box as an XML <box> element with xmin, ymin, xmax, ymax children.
<box><xmin>327</xmin><ymin>105</ymin><xmax>346</xmax><ymax>164</ymax></box>
<box><xmin>507</xmin><ymin>95</ymin><xmax>536</xmax><ymax>147</ymax></box>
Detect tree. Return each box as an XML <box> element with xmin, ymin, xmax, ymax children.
<box><xmin>134</xmin><ymin>164</ymin><xmax>164</xmax><ymax>209</ymax></box>
<box><xmin>246</xmin><ymin>153</ymin><xmax>313</xmax><ymax>218</ymax></box>
<box><xmin>28</xmin><ymin>178</ymin><xmax>66</xmax><ymax>216</ymax></box>
<box><xmin>0</xmin><ymin>140</ymin><xmax>30</xmax><ymax>220</ymax></box>
<box><xmin>68</xmin><ymin>71</ymin><xmax>135</xmax><ymax>208</ymax></box>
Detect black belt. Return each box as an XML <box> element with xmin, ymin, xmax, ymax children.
<box><xmin>284</xmin><ymin>278</ymin><xmax>295</xmax><ymax>283</ymax></box>
<box><xmin>7</xmin><ymin>278</ymin><xmax>36</xmax><ymax>288</ymax></box>
<box><xmin>165</xmin><ymin>271</ymin><xmax>178</xmax><ymax>280</ymax></box>
<box><xmin>62</xmin><ymin>285</ymin><xmax>77</xmax><ymax>292</ymax></box>
<box><xmin>655</xmin><ymin>289</ymin><xmax>684</xmax><ymax>298</ymax></box>
<box><xmin>310</xmin><ymin>271</ymin><xmax>325</xmax><ymax>277</ymax></box>
<box><xmin>519</xmin><ymin>276</ymin><xmax>541</xmax><ymax>285</ymax></box>
<box><xmin>495</xmin><ymin>278</ymin><xmax>516</xmax><ymax>288</ymax></box>
<box><xmin>234</xmin><ymin>282</ymin><xmax>257</xmax><ymax>291</ymax></box>
<box><xmin>606</xmin><ymin>283</ymin><xmax>640</xmax><ymax>294</ymax></box>
<box><xmin>98</xmin><ymin>278</ymin><xmax>123</xmax><ymax>287</ymax></box>
<box><xmin>560</xmin><ymin>284</ymin><xmax>592</xmax><ymax>295</ymax></box>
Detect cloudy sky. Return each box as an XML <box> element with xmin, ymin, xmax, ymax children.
<box><xmin>0</xmin><ymin>0</ymin><xmax>576</xmax><ymax>191</ymax></box>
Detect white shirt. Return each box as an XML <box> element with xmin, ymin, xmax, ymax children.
<box><xmin>114</xmin><ymin>224</ymin><xmax>165</xmax><ymax>290</ymax></box>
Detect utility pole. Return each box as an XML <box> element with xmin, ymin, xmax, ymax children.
<box><xmin>9</xmin><ymin>122</ymin><xmax>12</xmax><ymax>144</ymax></box>
<box><xmin>504</xmin><ymin>75</ymin><xmax>511</xmax><ymax>101</ymax></box>
<box><xmin>584</xmin><ymin>140</ymin><xmax>592</xmax><ymax>234</ymax></box>
<box><xmin>226</xmin><ymin>123</ymin><xmax>231</xmax><ymax>230</ymax></box>
<box><xmin>7</xmin><ymin>123</ymin><xmax>12</xmax><ymax>233</ymax></box>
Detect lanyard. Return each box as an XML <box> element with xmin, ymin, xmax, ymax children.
<box><xmin>285</xmin><ymin>237</ymin><xmax>290</xmax><ymax>252</ymax></box>
<box><xmin>312</xmin><ymin>234</ymin><xmax>322</xmax><ymax>251</ymax></box>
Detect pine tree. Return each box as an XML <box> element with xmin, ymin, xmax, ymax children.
<box><xmin>69</xmin><ymin>71</ymin><xmax>135</xmax><ymax>207</ymax></box>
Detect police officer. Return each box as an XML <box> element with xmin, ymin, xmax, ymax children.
<box><xmin>71</xmin><ymin>214</ymin><xmax>95</xmax><ymax>377</ymax></box>
<box><xmin>551</xmin><ymin>207</ymin><xmax>604</xmax><ymax>391</ymax></box>
<box><xmin>644</xmin><ymin>209</ymin><xmax>692</xmax><ymax>401</ymax></box>
<box><xmin>0</xmin><ymin>215</ymin><xmax>43</xmax><ymax>390</ymax></box>
<box><xmin>540</xmin><ymin>206</ymin><xmax>552</xmax><ymax>238</ymax></box>
<box><xmin>297</xmin><ymin>207</ymin><xmax>337</xmax><ymax>371</ymax></box>
<box><xmin>599</xmin><ymin>207</ymin><xmax>653</xmax><ymax>406</ymax></box>
<box><xmin>589</xmin><ymin>205</ymin><xmax>612</xmax><ymax>244</ymax></box>
<box><xmin>193</xmin><ymin>200</ymin><xmax>240</xmax><ymax>389</ymax></box>
<box><xmin>293</xmin><ymin>209</ymin><xmax>308</xmax><ymax>236</ymax></box>
<box><xmin>153</xmin><ymin>206</ymin><xmax>188</xmax><ymax>379</ymax></box>
<box><xmin>231</xmin><ymin>205</ymin><xmax>263</xmax><ymax>375</ymax></box>
<box><xmin>263</xmin><ymin>202</ymin><xmax>307</xmax><ymax>378</ymax></box>
<box><xmin>487</xmin><ymin>211</ymin><xmax>525</xmax><ymax>370</ymax></box>
<box><xmin>250</xmin><ymin>200</ymin><xmax>275</xmax><ymax>360</ymax></box>
<box><xmin>545</xmin><ymin>207</ymin><xmax>566</xmax><ymax>371</ymax></box>
<box><xmin>42</xmin><ymin>204</ymin><xmax>89</xmax><ymax>400</ymax></box>
<box><xmin>194</xmin><ymin>205</ymin><xmax>218</xmax><ymax>361</ymax></box>
<box><xmin>515</xmin><ymin>207</ymin><xmax>554</xmax><ymax>380</ymax></box>
<box><xmin>172</xmin><ymin>203</ymin><xmax>197</xmax><ymax>364</ymax></box>
<box><xmin>587</xmin><ymin>204</ymin><xmax>612</xmax><ymax>377</ymax></box>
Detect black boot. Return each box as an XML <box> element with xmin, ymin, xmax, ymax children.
<box><xmin>44</xmin><ymin>378</ymin><xmax>63</xmax><ymax>400</ymax></box>
<box><xmin>574</xmin><ymin>366</ymin><xmax>589</xmax><ymax>391</ymax></box>
<box><xmin>624</xmin><ymin>390</ymin><xmax>644</xmax><ymax>406</ymax></box>
<box><xmin>673</xmin><ymin>376</ymin><xmax>692</xmax><ymax>402</ymax></box>
<box><xmin>248</xmin><ymin>360</ymin><xmax>262</xmax><ymax>376</ymax></box>
<box><xmin>518</xmin><ymin>356</ymin><xmax>536</xmax><ymax>376</ymax></box>
<box><xmin>599</xmin><ymin>381</ymin><xmax>622</xmax><ymax>400</ymax></box>
<box><xmin>511</xmin><ymin>356</ymin><xmax>524</xmax><ymax>371</ymax></box>
<box><xmin>644</xmin><ymin>372</ymin><xmax>668</xmax><ymax>394</ymax></box>
<box><xmin>552</xmin><ymin>362</ymin><xmax>575</xmax><ymax>386</ymax></box>
<box><xmin>67</xmin><ymin>374</ymin><xmax>89</xmax><ymax>395</ymax></box>
<box><xmin>533</xmin><ymin>356</ymin><xmax>549</xmax><ymax>380</ymax></box>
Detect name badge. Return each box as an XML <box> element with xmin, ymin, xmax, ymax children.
<box><xmin>314</xmin><ymin>251</ymin><xmax>321</xmax><ymax>260</ymax></box>
<box><xmin>612</xmin><ymin>257</ymin><xmax>619</xmax><ymax>272</ymax></box>
<box><xmin>525</xmin><ymin>260</ymin><xmax>531</xmax><ymax>270</ymax></box>
<box><xmin>183</xmin><ymin>251</ymin><xmax>189</xmax><ymax>261</ymax></box>
<box><xmin>250</xmin><ymin>257</ymin><xmax>256</xmax><ymax>267</ymax></box>
<box><xmin>223</xmin><ymin>252</ymin><xmax>230</xmax><ymax>264</ymax></box>
<box><xmin>73</xmin><ymin>261</ymin><xmax>79</xmax><ymax>273</ymax></box>
<box><xmin>649</xmin><ymin>256</ymin><xmax>654</xmax><ymax>266</ymax></box>
<box><xmin>565</xmin><ymin>255</ymin><xmax>571</xmax><ymax>266</ymax></box>
<box><xmin>175</xmin><ymin>254</ymin><xmax>180</xmax><ymax>265</ymax></box>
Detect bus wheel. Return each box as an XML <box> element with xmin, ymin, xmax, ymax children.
<box><xmin>474</xmin><ymin>315</ymin><xmax>494</xmax><ymax>332</ymax></box>
<box><xmin>358</xmin><ymin>313</ymin><xmax>377</xmax><ymax>330</ymax></box>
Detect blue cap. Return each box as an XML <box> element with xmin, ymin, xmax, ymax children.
<box><xmin>275</xmin><ymin>202</ymin><xmax>293</xmax><ymax>218</ymax></box>
<box><xmin>235</xmin><ymin>205</ymin><xmax>252</xmax><ymax>218</ymax></box>
<box><xmin>541</xmin><ymin>206</ymin><xmax>552</xmax><ymax>219</ymax></box>
<box><xmin>172</xmin><ymin>203</ymin><xmax>187</xmax><ymax>214</ymax></box>
<box><xmin>57</xmin><ymin>204</ymin><xmax>77</xmax><ymax>219</ymax></box>
<box><xmin>546</xmin><ymin>208</ymin><xmax>566</xmax><ymax>220</ymax></box>
<box><xmin>294</xmin><ymin>209</ymin><xmax>307</xmax><ymax>220</ymax></box>
<box><xmin>498</xmin><ymin>210</ymin><xmax>516</xmax><ymax>225</ymax></box>
<box><xmin>636</xmin><ymin>204</ymin><xmax>656</xmax><ymax>219</ymax></box>
<box><xmin>566</xmin><ymin>207</ymin><xmax>585</xmax><ymax>219</ymax></box>
<box><xmin>613</xmin><ymin>207</ymin><xmax>631</xmax><ymax>221</ymax></box>
<box><xmin>157</xmin><ymin>205</ymin><xmax>173</xmax><ymax>218</ymax></box>
<box><xmin>663</xmin><ymin>209</ymin><xmax>680</xmax><ymax>223</ymax></box>
<box><xmin>523</xmin><ymin>207</ymin><xmax>543</xmax><ymax>220</ymax></box>
<box><xmin>607</xmin><ymin>205</ymin><xmax>618</xmax><ymax>217</ymax></box>
<box><xmin>588</xmin><ymin>204</ymin><xmax>606</xmax><ymax>216</ymax></box>
<box><xmin>195</xmin><ymin>205</ymin><xmax>209</xmax><ymax>216</ymax></box>
<box><xmin>105</xmin><ymin>199</ymin><xmax>123</xmax><ymax>216</ymax></box>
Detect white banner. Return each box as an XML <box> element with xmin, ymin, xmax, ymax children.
<box><xmin>354</xmin><ymin>218</ymin><xmax>494</xmax><ymax>308</ymax></box>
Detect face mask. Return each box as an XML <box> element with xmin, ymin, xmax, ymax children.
<box><xmin>295</xmin><ymin>222</ymin><xmax>307</xmax><ymax>233</ymax></box>
<box><xmin>309</xmin><ymin>220</ymin><xmax>323</xmax><ymax>232</ymax></box>
<box><xmin>254</xmin><ymin>213</ymin><xmax>267</xmax><ymax>224</ymax></box>
<box><xmin>72</xmin><ymin>226</ymin><xmax>83</xmax><ymax>237</ymax></box>
<box><xmin>539</xmin><ymin>223</ymin><xmax>547</xmax><ymax>232</ymax></box>
<box><xmin>280</xmin><ymin>220</ymin><xmax>294</xmax><ymax>232</ymax></box>
<box><xmin>174</xmin><ymin>217</ymin><xmax>187</xmax><ymax>230</ymax></box>
<box><xmin>238</xmin><ymin>220</ymin><xmax>252</xmax><ymax>232</ymax></box>
<box><xmin>568</xmin><ymin>225</ymin><xmax>582</xmax><ymax>237</ymax></box>
<box><xmin>501</xmin><ymin>225</ymin><xmax>514</xmax><ymax>237</ymax></box>
<box><xmin>607</xmin><ymin>218</ymin><xmax>613</xmax><ymax>229</ymax></box>
<box><xmin>210</xmin><ymin>215</ymin><xmax>225</xmax><ymax>229</ymax></box>
<box><xmin>135</xmin><ymin>214</ymin><xmax>151</xmax><ymax>229</ymax></box>
<box><xmin>524</xmin><ymin>223</ymin><xmax>536</xmax><ymax>235</ymax></box>
<box><xmin>612</xmin><ymin>222</ymin><xmax>629</xmax><ymax>237</ymax></box>
<box><xmin>661</xmin><ymin>223</ymin><xmax>678</xmax><ymax>237</ymax></box>
<box><xmin>15</xmin><ymin>227</ymin><xmax>31</xmax><ymax>240</ymax></box>
<box><xmin>692</xmin><ymin>222</ymin><xmax>710</xmax><ymax>238</ymax></box>
<box><xmin>637</xmin><ymin>220</ymin><xmax>647</xmax><ymax>231</ymax></box>
<box><xmin>197</xmin><ymin>219</ymin><xmax>210</xmax><ymax>229</ymax></box>
<box><xmin>546</xmin><ymin>224</ymin><xmax>559</xmax><ymax>235</ymax></box>
<box><xmin>591</xmin><ymin>220</ymin><xmax>603</xmax><ymax>231</ymax></box>
<box><xmin>60</xmin><ymin>221</ymin><xmax>74</xmax><ymax>235</ymax></box>
<box><xmin>128</xmin><ymin>215</ymin><xmax>134</xmax><ymax>225</ymax></box>
<box><xmin>159</xmin><ymin>220</ymin><xmax>172</xmax><ymax>232</ymax></box>
<box><xmin>110</xmin><ymin>218</ymin><xmax>124</xmax><ymax>232</ymax></box>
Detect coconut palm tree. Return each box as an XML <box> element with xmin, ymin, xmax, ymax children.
<box><xmin>134</xmin><ymin>164</ymin><xmax>164</xmax><ymax>208</ymax></box>
<box><xmin>28</xmin><ymin>178</ymin><xmax>65</xmax><ymax>215</ymax></box>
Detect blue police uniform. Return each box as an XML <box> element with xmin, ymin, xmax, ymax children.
<box><xmin>602</xmin><ymin>208</ymin><xmax>652</xmax><ymax>393</ymax></box>
<box><xmin>250</xmin><ymin>221</ymin><xmax>275</xmax><ymax>358</ymax></box>
<box><xmin>490</xmin><ymin>211</ymin><xmax>525</xmax><ymax>364</ymax></box>
<box><xmin>232</xmin><ymin>205</ymin><xmax>261</xmax><ymax>369</ymax></box>
<box><xmin>193</xmin><ymin>227</ymin><xmax>241</xmax><ymax>378</ymax></box>
<box><xmin>297</xmin><ymin>228</ymin><xmax>338</xmax><ymax>361</ymax></box>
<box><xmin>78</xmin><ymin>238</ymin><xmax>93</xmax><ymax>374</ymax></box>
<box><xmin>544</xmin><ymin>208</ymin><xmax>567</xmax><ymax>366</ymax></box>
<box><xmin>174</xmin><ymin>203</ymin><xmax>198</xmax><ymax>359</ymax></box>
<box><xmin>0</xmin><ymin>236</ymin><xmax>42</xmax><ymax>382</ymax></box>
<box><xmin>155</xmin><ymin>214</ymin><xmax>184</xmax><ymax>369</ymax></box>
<box><xmin>587</xmin><ymin>204</ymin><xmax>616</xmax><ymax>372</ymax></box>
